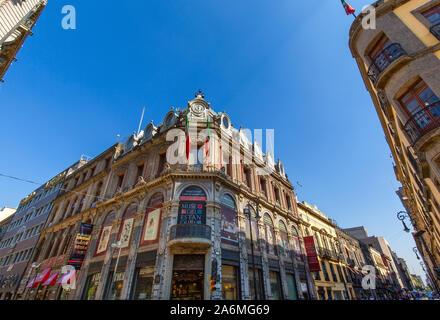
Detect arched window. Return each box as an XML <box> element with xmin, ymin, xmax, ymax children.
<box><xmin>95</xmin><ymin>211</ymin><xmax>116</xmax><ymax>255</ymax></box>
<box><xmin>117</xmin><ymin>204</ymin><xmax>137</xmax><ymax>248</ymax></box>
<box><xmin>178</xmin><ymin>186</ymin><xmax>207</xmax><ymax>225</ymax></box>
<box><xmin>141</xmin><ymin>192</ymin><xmax>164</xmax><ymax>246</ymax></box>
<box><xmin>220</xmin><ymin>194</ymin><xmax>238</xmax><ymax>246</ymax></box>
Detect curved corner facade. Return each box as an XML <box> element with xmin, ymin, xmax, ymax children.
<box><xmin>349</xmin><ymin>0</ymin><xmax>440</xmax><ymax>290</ymax></box>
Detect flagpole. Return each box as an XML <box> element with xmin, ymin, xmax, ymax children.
<box><xmin>352</xmin><ymin>13</ymin><xmax>357</xmax><ymax>18</ymax></box>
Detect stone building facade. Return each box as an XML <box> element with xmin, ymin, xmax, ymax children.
<box><xmin>349</xmin><ymin>0</ymin><xmax>440</xmax><ymax>291</ymax></box>
<box><xmin>0</xmin><ymin>161</ymin><xmax>80</xmax><ymax>300</ymax></box>
<box><xmin>0</xmin><ymin>0</ymin><xmax>46</xmax><ymax>83</ymax></box>
<box><xmin>21</xmin><ymin>92</ymin><xmax>315</xmax><ymax>300</ymax></box>
<box><xmin>297</xmin><ymin>202</ymin><xmax>365</xmax><ymax>300</ymax></box>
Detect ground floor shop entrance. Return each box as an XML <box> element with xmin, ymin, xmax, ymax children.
<box><xmin>170</xmin><ymin>254</ymin><xmax>204</xmax><ymax>300</ymax></box>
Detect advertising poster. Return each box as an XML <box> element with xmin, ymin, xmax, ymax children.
<box><xmin>143</xmin><ymin>208</ymin><xmax>160</xmax><ymax>241</ymax></box>
<box><xmin>96</xmin><ymin>225</ymin><xmax>112</xmax><ymax>254</ymax></box>
<box><xmin>119</xmin><ymin>218</ymin><xmax>134</xmax><ymax>248</ymax></box>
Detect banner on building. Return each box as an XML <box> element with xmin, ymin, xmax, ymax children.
<box><xmin>119</xmin><ymin>218</ymin><xmax>134</xmax><ymax>248</ymax></box>
<box><xmin>304</xmin><ymin>236</ymin><xmax>321</xmax><ymax>272</ymax></box>
<box><xmin>96</xmin><ymin>225</ymin><xmax>112</xmax><ymax>254</ymax></box>
<box><xmin>143</xmin><ymin>208</ymin><xmax>160</xmax><ymax>241</ymax></box>
<box><xmin>68</xmin><ymin>223</ymin><xmax>93</xmax><ymax>270</ymax></box>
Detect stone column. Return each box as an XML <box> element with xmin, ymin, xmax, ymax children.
<box><xmin>151</xmin><ymin>202</ymin><xmax>174</xmax><ymax>300</ymax></box>
<box><xmin>274</xmin><ymin>228</ymin><xmax>289</xmax><ymax>300</ymax></box>
<box><xmin>287</xmin><ymin>228</ymin><xmax>304</xmax><ymax>300</ymax></box>
<box><xmin>258</xmin><ymin>221</ymin><xmax>272</xmax><ymax>300</ymax></box>
<box><xmin>94</xmin><ymin>210</ymin><xmax>123</xmax><ymax>300</ymax></box>
<box><xmin>237</xmin><ymin>213</ymin><xmax>250</xmax><ymax>300</ymax></box>
<box><xmin>38</xmin><ymin>232</ymin><xmax>55</xmax><ymax>262</ymax></box>
<box><xmin>120</xmin><ymin>203</ymin><xmax>147</xmax><ymax>300</ymax></box>
<box><xmin>73</xmin><ymin>224</ymin><xmax>101</xmax><ymax>300</ymax></box>
<box><xmin>208</xmin><ymin>203</ymin><xmax>222</xmax><ymax>300</ymax></box>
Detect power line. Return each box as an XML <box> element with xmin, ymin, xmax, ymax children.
<box><xmin>0</xmin><ymin>172</ymin><xmax>161</xmax><ymax>210</ymax></box>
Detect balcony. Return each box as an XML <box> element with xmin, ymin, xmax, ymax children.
<box><xmin>168</xmin><ymin>224</ymin><xmax>211</xmax><ymax>249</ymax></box>
<box><xmin>403</xmin><ymin>101</ymin><xmax>440</xmax><ymax>146</ymax></box>
<box><xmin>367</xmin><ymin>43</ymin><xmax>409</xmax><ymax>88</ymax></box>
<box><xmin>430</xmin><ymin>23</ymin><xmax>440</xmax><ymax>40</ymax></box>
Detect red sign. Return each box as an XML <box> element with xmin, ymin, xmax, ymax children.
<box><xmin>304</xmin><ymin>236</ymin><xmax>321</xmax><ymax>272</ymax></box>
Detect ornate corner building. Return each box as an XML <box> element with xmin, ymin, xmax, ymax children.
<box><xmin>349</xmin><ymin>0</ymin><xmax>440</xmax><ymax>291</ymax></box>
<box><xmin>0</xmin><ymin>0</ymin><xmax>46</xmax><ymax>83</ymax></box>
<box><xmin>19</xmin><ymin>92</ymin><xmax>316</xmax><ymax>300</ymax></box>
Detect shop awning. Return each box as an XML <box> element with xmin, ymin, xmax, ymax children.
<box><xmin>34</xmin><ymin>268</ymin><xmax>52</xmax><ymax>285</ymax></box>
<box><xmin>56</xmin><ymin>269</ymin><xmax>76</xmax><ymax>285</ymax></box>
<box><xmin>25</xmin><ymin>277</ymin><xmax>36</xmax><ymax>288</ymax></box>
<box><xmin>42</xmin><ymin>273</ymin><xmax>59</xmax><ymax>287</ymax></box>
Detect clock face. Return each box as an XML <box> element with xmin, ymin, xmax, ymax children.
<box><xmin>222</xmin><ymin>116</ymin><xmax>229</xmax><ymax>129</ymax></box>
<box><xmin>191</xmin><ymin>104</ymin><xmax>204</xmax><ymax>116</ymax></box>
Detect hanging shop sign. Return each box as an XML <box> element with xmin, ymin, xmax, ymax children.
<box><xmin>68</xmin><ymin>223</ymin><xmax>93</xmax><ymax>270</ymax></box>
<box><xmin>303</xmin><ymin>236</ymin><xmax>321</xmax><ymax>272</ymax></box>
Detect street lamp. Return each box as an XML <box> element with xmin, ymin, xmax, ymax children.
<box><xmin>243</xmin><ymin>197</ymin><xmax>261</xmax><ymax>300</ymax></box>
<box><xmin>110</xmin><ymin>241</ymin><xmax>124</xmax><ymax>300</ymax></box>
<box><xmin>420</xmin><ymin>262</ymin><xmax>426</xmax><ymax>272</ymax></box>
<box><xmin>397</xmin><ymin>211</ymin><xmax>411</xmax><ymax>233</ymax></box>
<box><xmin>413</xmin><ymin>247</ymin><xmax>420</xmax><ymax>260</ymax></box>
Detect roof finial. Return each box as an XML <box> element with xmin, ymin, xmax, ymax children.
<box><xmin>195</xmin><ymin>89</ymin><xmax>205</xmax><ymax>98</ymax></box>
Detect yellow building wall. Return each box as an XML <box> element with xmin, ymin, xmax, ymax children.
<box><xmin>394</xmin><ymin>0</ymin><xmax>440</xmax><ymax>52</ymax></box>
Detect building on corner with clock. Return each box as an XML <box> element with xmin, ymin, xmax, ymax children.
<box><xmin>20</xmin><ymin>91</ymin><xmax>316</xmax><ymax>300</ymax></box>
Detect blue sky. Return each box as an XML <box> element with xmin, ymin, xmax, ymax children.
<box><xmin>0</xmin><ymin>1</ymin><xmax>427</xmax><ymax>281</ymax></box>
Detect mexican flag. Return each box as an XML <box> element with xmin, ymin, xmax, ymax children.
<box><xmin>205</xmin><ymin>118</ymin><xmax>211</xmax><ymax>156</ymax></box>
<box><xmin>185</xmin><ymin>114</ymin><xmax>190</xmax><ymax>160</ymax></box>
<box><xmin>341</xmin><ymin>0</ymin><xmax>356</xmax><ymax>15</ymax></box>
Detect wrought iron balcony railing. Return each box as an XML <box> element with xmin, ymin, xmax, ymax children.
<box><xmin>169</xmin><ymin>223</ymin><xmax>211</xmax><ymax>241</ymax></box>
<box><xmin>403</xmin><ymin>101</ymin><xmax>440</xmax><ymax>145</ymax></box>
<box><xmin>430</xmin><ymin>23</ymin><xmax>440</xmax><ymax>40</ymax></box>
<box><xmin>367</xmin><ymin>43</ymin><xmax>407</xmax><ymax>84</ymax></box>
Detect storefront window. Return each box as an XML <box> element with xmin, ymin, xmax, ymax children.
<box><xmin>132</xmin><ymin>267</ymin><xmax>154</xmax><ymax>300</ymax></box>
<box><xmin>248</xmin><ymin>268</ymin><xmax>264</xmax><ymax>300</ymax></box>
<box><xmin>285</xmin><ymin>273</ymin><xmax>298</xmax><ymax>300</ymax></box>
<box><xmin>221</xmin><ymin>265</ymin><xmax>239</xmax><ymax>300</ymax></box>
<box><xmin>106</xmin><ymin>271</ymin><xmax>124</xmax><ymax>300</ymax></box>
<box><xmin>269</xmin><ymin>271</ymin><xmax>282</xmax><ymax>300</ymax></box>
<box><xmin>83</xmin><ymin>273</ymin><xmax>101</xmax><ymax>300</ymax></box>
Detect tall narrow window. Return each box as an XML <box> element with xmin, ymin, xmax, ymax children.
<box><xmin>260</xmin><ymin>177</ymin><xmax>267</xmax><ymax>197</ymax></box>
<box><xmin>136</xmin><ymin>163</ymin><xmax>144</xmax><ymax>182</ymax></box>
<box><xmin>157</xmin><ymin>154</ymin><xmax>166</xmax><ymax>177</ymax></box>
<box><xmin>368</xmin><ymin>34</ymin><xmax>404</xmax><ymax>73</ymax></box>
<box><xmin>116</xmin><ymin>174</ymin><xmax>124</xmax><ymax>192</ymax></box>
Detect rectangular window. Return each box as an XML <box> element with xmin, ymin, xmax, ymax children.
<box><xmin>286</xmin><ymin>273</ymin><xmax>298</xmax><ymax>300</ymax></box>
<box><xmin>136</xmin><ymin>163</ymin><xmax>144</xmax><ymax>182</ymax></box>
<box><xmin>423</xmin><ymin>4</ymin><xmax>440</xmax><ymax>25</ymax></box>
<box><xmin>222</xmin><ymin>265</ymin><xmax>239</xmax><ymax>300</ymax></box>
<box><xmin>248</xmin><ymin>268</ymin><xmax>264</xmax><ymax>300</ymax></box>
<box><xmin>131</xmin><ymin>267</ymin><xmax>154</xmax><ymax>300</ymax></box>
<box><xmin>399</xmin><ymin>79</ymin><xmax>440</xmax><ymax>129</ymax></box>
<box><xmin>260</xmin><ymin>178</ymin><xmax>267</xmax><ymax>197</ymax></box>
<box><xmin>116</xmin><ymin>174</ymin><xmax>124</xmax><ymax>191</ymax></box>
<box><xmin>269</xmin><ymin>271</ymin><xmax>283</xmax><ymax>300</ymax></box>
<box><xmin>157</xmin><ymin>154</ymin><xmax>166</xmax><ymax>177</ymax></box>
<box><xmin>321</xmin><ymin>261</ymin><xmax>330</xmax><ymax>282</ymax></box>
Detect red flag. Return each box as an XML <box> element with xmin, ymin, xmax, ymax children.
<box><xmin>185</xmin><ymin>114</ymin><xmax>190</xmax><ymax>160</ymax></box>
<box><xmin>341</xmin><ymin>0</ymin><xmax>355</xmax><ymax>15</ymax></box>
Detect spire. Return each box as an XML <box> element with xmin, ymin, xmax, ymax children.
<box><xmin>195</xmin><ymin>89</ymin><xmax>205</xmax><ymax>99</ymax></box>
